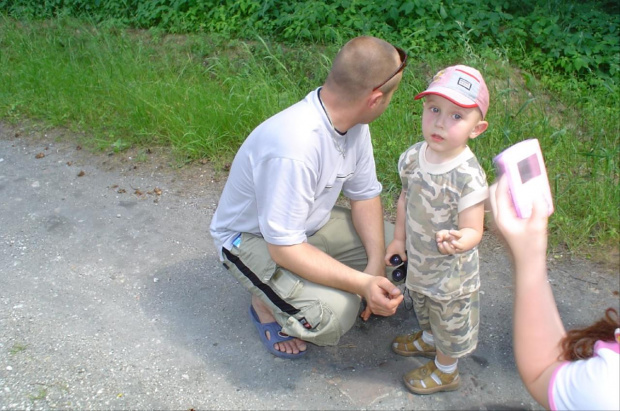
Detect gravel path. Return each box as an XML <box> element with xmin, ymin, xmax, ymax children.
<box><xmin>1</xmin><ymin>122</ymin><xmax>618</xmax><ymax>410</ymax></box>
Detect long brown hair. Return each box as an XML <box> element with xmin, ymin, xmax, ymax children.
<box><xmin>560</xmin><ymin>307</ymin><xmax>619</xmax><ymax>361</ymax></box>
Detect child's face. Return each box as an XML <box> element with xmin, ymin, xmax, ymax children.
<box><xmin>421</xmin><ymin>94</ymin><xmax>487</xmax><ymax>161</ymax></box>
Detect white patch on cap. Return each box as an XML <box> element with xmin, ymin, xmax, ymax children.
<box><xmin>457</xmin><ymin>77</ymin><xmax>472</xmax><ymax>91</ymax></box>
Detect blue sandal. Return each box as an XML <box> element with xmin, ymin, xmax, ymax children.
<box><xmin>249</xmin><ymin>305</ymin><xmax>307</xmax><ymax>359</ymax></box>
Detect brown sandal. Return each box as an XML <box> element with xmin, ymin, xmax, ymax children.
<box><xmin>391</xmin><ymin>330</ymin><xmax>436</xmax><ymax>358</ymax></box>
<box><xmin>403</xmin><ymin>360</ymin><xmax>460</xmax><ymax>395</ymax></box>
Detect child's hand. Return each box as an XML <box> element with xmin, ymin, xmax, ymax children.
<box><xmin>436</xmin><ymin>229</ymin><xmax>467</xmax><ymax>254</ymax></box>
<box><xmin>436</xmin><ymin>230</ymin><xmax>455</xmax><ymax>254</ymax></box>
<box><xmin>385</xmin><ymin>240</ymin><xmax>407</xmax><ymax>266</ymax></box>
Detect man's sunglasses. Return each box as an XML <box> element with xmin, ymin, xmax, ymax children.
<box><xmin>372</xmin><ymin>46</ymin><xmax>408</xmax><ymax>91</ymax></box>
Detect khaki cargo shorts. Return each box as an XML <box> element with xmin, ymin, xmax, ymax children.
<box><xmin>410</xmin><ymin>289</ymin><xmax>480</xmax><ymax>358</ymax></box>
<box><xmin>221</xmin><ymin>206</ymin><xmax>395</xmax><ymax>347</ymax></box>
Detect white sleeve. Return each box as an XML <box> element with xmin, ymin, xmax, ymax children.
<box><xmin>549</xmin><ymin>347</ymin><xmax>619</xmax><ymax>410</ymax></box>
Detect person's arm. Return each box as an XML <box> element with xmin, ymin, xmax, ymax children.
<box><xmin>436</xmin><ymin>201</ymin><xmax>485</xmax><ymax>254</ymax></box>
<box><xmin>489</xmin><ymin>176</ymin><xmax>566</xmax><ymax>409</ymax></box>
<box><xmin>350</xmin><ymin>194</ymin><xmax>403</xmax><ymax>320</ymax></box>
<box><xmin>350</xmin><ymin>196</ymin><xmax>387</xmax><ymax>277</ymax></box>
<box><xmin>385</xmin><ymin>189</ymin><xmax>407</xmax><ymax>263</ymax></box>
<box><xmin>267</xmin><ymin>241</ymin><xmax>403</xmax><ymax>318</ymax></box>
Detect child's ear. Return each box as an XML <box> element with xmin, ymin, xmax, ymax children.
<box><xmin>469</xmin><ymin>120</ymin><xmax>488</xmax><ymax>139</ymax></box>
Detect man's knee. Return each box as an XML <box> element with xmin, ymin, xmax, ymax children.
<box><xmin>280</xmin><ymin>290</ymin><xmax>361</xmax><ymax>346</ymax></box>
<box><xmin>327</xmin><ymin>289</ymin><xmax>362</xmax><ymax>337</ymax></box>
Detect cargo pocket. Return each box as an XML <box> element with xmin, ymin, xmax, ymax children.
<box><xmin>224</xmin><ymin>234</ymin><xmax>282</xmax><ymax>296</ymax></box>
<box><xmin>281</xmin><ymin>300</ymin><xmax>342</xmax><ymax>347</ymax></box>
<box><xmin>267</xmin><ymin>268</ymin><xmax>303</xmax><ymax>300</ymax></box>
<box><xmin>227</xmin><ymin>234</ymin><xmax>304</xmax><ymax>313</ymax></box>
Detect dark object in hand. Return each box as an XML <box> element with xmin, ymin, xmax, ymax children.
<box><xmin>389</xmin><ymin>254</ymin><xmax>407</xmax><ymax>282</ymax></box>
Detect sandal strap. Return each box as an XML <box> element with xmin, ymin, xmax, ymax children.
<box><xmin>258</xmin><ymin>321</ymin><xmax>294</xmax><ymax>344</ymax></box>
<box><xmin>419</xmin><ymin>371</ymin><xmax>443</xmax><ymax>388</ymax></box>
<box><xmin>394</xmin><ymin>331</ymin><xmax>435</xmax><ymax>353</ymax></box>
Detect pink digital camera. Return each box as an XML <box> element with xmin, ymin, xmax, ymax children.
<box><xmin>493</xmin><ymin>139</ymin><xmax>554</xmax><ymax>218</ymax></box>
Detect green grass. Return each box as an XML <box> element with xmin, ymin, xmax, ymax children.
<box><xmin>0</xmin><ymin>16</ymin><xmax>618</xmax><ymax>258</ymax></box>
<box><xmin>9</xmin><ymin>342</ymin><xmax>27</xmax><ymax>354</ymax></box>
<box><xmin>0</xmin><ymin>18</ymin><xmax>311</xmax><ymax>164</ymax></box>
<box><xmin>28</xmin><ymin>387</ymin><xmax>47</xmax><ymax>401</ymax></box>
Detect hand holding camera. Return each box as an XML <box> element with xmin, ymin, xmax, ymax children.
<box><xmin>493</xmin><ymin>139</ymin><xmax>554</xmax><ymax>219</ymax></box>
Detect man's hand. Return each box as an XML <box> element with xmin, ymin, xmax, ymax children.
<box><xmin>360</xmin><ymin>275</ymin><xmax>403</xmax><ymax>321</ymax></box>
<box><xmin>360</xmin><ymin>305</ymin><xmax>373</xmax><ymax>321</ymax></box>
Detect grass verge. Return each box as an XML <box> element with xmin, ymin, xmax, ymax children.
<box><xmin>1</xmin><ymin>16</ymin><xmax>618</xmax><ymax>260</ymax></box>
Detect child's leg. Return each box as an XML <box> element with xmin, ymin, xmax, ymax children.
<box><xmin>416</xmin><ymin>331</ymin><xmax>457</xmax><ymax>367</ymax></box>
<box><xmin>392</xmin><ymin>290</ymin><xmax>436</xmax><ymax>357</ymax></box>
<box><xmin>430</xmin><ymin>289</ymin><xmax>480</xmax><ymax>358</ymax></box>
<box><xmin>436</xmin><ymin>349</ymin><xmax>457</xmax><ymax>368</ymax></box>
<box><xmin>402</xmin><ymin>290</ymin><xmax>480</xmax><ymax>394</ymax></box>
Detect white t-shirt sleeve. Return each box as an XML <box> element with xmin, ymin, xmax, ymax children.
<box><xmin>549</xmin><ymin>342</ymin><xmax>620</xmax><ymax>410</ymax></box>
<box><xmin>254</xmin><ymin>156</ymin><xmax>316</xmax><ymax>246</ymax></box>
<box><xmin>457</xmin><ymin>154</ymin><xmax>489</xmax><ymax>213</ymax></box>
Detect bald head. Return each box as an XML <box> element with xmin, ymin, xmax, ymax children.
<box><xmin>324</xmin><ymin>36</ymin><xmax>403</xmax><ymax>100</ymax></box>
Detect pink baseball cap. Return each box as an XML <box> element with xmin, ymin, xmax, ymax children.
<box><xmin>414</xmin><ymin>65</ymin><xmax>489</xmax><ymax>118</ymax></box>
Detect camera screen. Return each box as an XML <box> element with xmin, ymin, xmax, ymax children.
<box><xmin>517</xmin><ymin>153</ymin><xmax>541</xmax><ymax>184</ymax></box>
